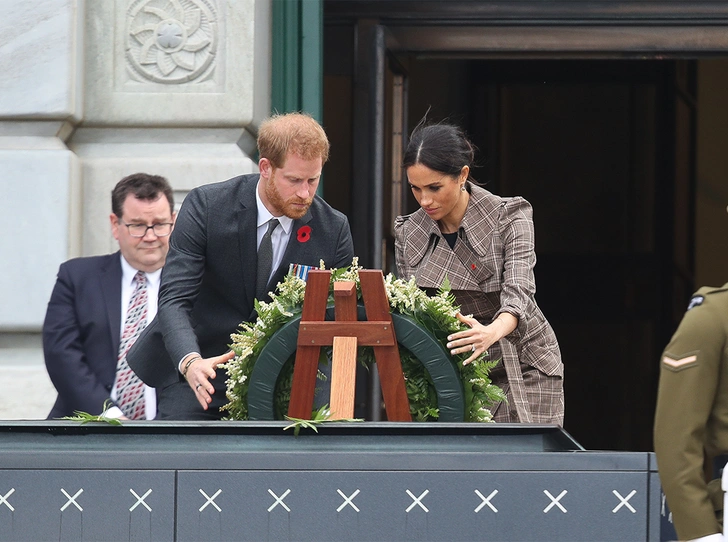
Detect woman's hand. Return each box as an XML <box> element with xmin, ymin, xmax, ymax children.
<box><xmin>186</xmin><ymin>351</ymin><xmax>235</xmax><ymax>409</ymax></box>
<box><xmin>446</xmin><ymin>312</ymin><xmax>518</xmax><ymax>365</ymax></box>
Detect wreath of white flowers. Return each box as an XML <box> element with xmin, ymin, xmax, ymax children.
<box><xmin>221</xmin><ymin>258</ymin><xmax>506</xmax><ymax>422</ymax></box>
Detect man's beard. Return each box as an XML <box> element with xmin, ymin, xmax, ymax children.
<box><xmin>265</xmin><ymin>180</ymin><xmax>312</xmax><ymax>220</ymax></box>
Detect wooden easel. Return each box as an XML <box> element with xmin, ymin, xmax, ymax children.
<box><xmin>287</xmin><ymin>269</ymin><xmax>412</xmax><ymax>421</ymax></box>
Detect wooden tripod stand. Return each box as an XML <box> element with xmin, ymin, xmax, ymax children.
<box><xmin>287</xmin><ymin>269</ymin><xmax>412</xmax><ymax>421</ymax></box>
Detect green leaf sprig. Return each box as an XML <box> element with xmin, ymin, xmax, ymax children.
<box><xmin>283</xmin><ymin>405</ymin><xmax>362</xmax><ymax>436</ymax></box>
<box><xmin>60</xmin><ymin>400</ymin><xmax>124</xmax><ymax>426</ymax></box>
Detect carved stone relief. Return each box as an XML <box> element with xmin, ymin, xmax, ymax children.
<box><xmin>125</xmin><ymin>0</ymin><xmax>218</xmax><ymax>84</ymax></box>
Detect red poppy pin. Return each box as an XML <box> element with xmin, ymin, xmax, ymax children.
<box><xmin>471</xmin><ymin>263</ymin><xmax>477</xmax><ymax>270</ymax></box>
<box><xmin>297</xmin><ymin>225</ymin><xmax>312</xmax><ymax>243</ymax></box>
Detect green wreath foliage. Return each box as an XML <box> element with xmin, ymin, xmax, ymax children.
<box><xmin>221</xmin><ymin>259</ymin><xmax>506</xmax><ymax>422</ymax></box>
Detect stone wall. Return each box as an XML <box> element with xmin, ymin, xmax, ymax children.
<box><xmin>0</xmin><ymin>0</ymin><xmax>271</xmax><ymax>418</ymax></box>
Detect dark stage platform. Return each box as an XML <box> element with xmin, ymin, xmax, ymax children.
<box><xmin>0</xmin><ymin>422</ymin><xmax>666</xmax><ymax>541</ymax></box>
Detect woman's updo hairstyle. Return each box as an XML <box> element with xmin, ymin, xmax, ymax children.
<box><xmin>402</xmin><ymin>121</ymin><xmax>477</xmax><ymax>182</ymax></box>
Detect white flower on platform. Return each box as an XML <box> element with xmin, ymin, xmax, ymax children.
<box><xmin>126</xmin><ymin>0</ymin><xmax>217</xmax><ymax>84</ymax></box>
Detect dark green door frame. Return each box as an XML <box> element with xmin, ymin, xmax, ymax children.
<box><xmin>271</xmin><ymin>0</ymin><xmax>324</xmax><ymax>191</ymax></box>
<box><xmin>271</xmin><ymin>0</ymin><xmax>323</xmax><ymax>121</ymax></box>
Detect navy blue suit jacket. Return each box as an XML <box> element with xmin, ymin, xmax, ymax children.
<box><xmin>43</xmin><ymin>252</ymin><xmax>122</xmax><ymax>418</ymax></box>
<box><xmin>127</xmin><ymin>174</ymin><xmax>355</xmax><ymax>418</ymax></box>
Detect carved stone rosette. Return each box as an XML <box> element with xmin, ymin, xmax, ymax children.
<box><xmin>125</xmin><ymin>0</ymin><xmax>218</xmax><ymax>84</ymax></box>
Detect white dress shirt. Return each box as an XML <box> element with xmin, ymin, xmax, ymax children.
<box><xmin>255</xmin><ymin>179</ymin><xmax>293</xmax><ymax>283</ymax></box>
<box><xmin>106</xmin><ymin>255</ymin><xmax>161</xmax><ymax>420</ymax></box>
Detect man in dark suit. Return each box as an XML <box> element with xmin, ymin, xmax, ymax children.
<box><xmin>128</xmin><ymin>112</ymin><xmax>355</xmax><ymax>420</ymax></box>
<box><xmin>43</xmin><ymin>173</ymin><xmax>176</xmax><ymax>419</ymax></box>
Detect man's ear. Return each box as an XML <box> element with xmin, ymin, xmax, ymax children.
<box><xmin>110</xmin><ymin>213</ymin><xmax>120</xmax><ymax>241</ymax></box>
<box><xmin>259</xmin><ymin>157</ymin><xmax>272</xmax><ymax>179</ymax></box>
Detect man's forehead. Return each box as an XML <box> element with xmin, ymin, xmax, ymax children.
<box><xmin>274</xmin><ymin>153</ymin><xmax>322</xmax><ymax>172</ymax></box>
<box><xmin>121</xmin><ymin>194</ymin><xmax>172</xmax><ymax>216</ymax></box>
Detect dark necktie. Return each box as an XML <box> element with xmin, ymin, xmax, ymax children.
<box><xmin>256</xmin><ymin>218</ymin><xmax>279</xmax><ymax>300</ymax></box>
<box><xmin>116</xmin><ymin>271</ymin><xmax>148</xmax><ymax>420</ymax></box>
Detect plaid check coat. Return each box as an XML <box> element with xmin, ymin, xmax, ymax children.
<box><xmin>394</xmin><ymin>183</ymin><xmax>564</xmax><ymax>424</ymax></box>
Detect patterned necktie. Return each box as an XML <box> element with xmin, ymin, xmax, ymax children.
<box><xmin>116</xmin><ymin>271</ymin><xmax>148</xmax><ymax>420</ymax></box>
<box><xmin>256</xmin><ymin>218</ymin><xmax>279</xmax><ymax>300</ymax></box>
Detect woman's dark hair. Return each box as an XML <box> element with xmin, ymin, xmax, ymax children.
<box><xmin>402</xmin><ymin>122</ymin><xmax>477</xmax><ymax>181</ymax></box>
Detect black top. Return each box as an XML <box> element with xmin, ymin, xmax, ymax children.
<box><xmin>442</xmin><ymin>231</ymin><xmax>458</xmax><ymax>249</ymax></box>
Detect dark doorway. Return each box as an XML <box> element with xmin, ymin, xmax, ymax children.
<box><xmin>462</xmin><ymin>59</ymin><xmax>695</xmax><ymax>451</ymax></box>
<box><xmin>403</xmin><ymin>58</ymin><xmax>696</xmax><ymax>451</ymax></box>
<box><xmin>323</xmin><ymin>23</ymin><xmax>698</xmax><ymax>451</ymax></box>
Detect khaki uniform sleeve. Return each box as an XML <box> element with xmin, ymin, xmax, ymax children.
<box><xmin>653</xmin><ymin>296</ymin><xmax>726</xmax><ymax>540</ymax></box>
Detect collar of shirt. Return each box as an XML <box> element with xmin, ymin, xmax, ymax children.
<box><xmin>120</xmin><ymin>255</ymin><xmax>162</xmax><ymax>290</ymax></box>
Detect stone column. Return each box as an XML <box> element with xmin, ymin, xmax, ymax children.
<box><xmin>0</xmin><ymin>0</ymin><xmax>84</xmax><ymax>332</ymax></box>
<box><xmin>0</xmin><ymin>0</ymin><xmax>85</xmax><ymax>418</ymax></box>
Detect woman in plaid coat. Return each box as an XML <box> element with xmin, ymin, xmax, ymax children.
<box><xmin>394</xmin><ymin>123</ymin><xmax>564</xmax><ymax>424</ymax></box>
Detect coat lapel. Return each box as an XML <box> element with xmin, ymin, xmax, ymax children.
<box><xmin>404</xmin><ymin>184</ymin><xmax>503</xmax><ymax>291</ymax></box>
<box><xmin>402</xmin><ymin>211</ymin><xmax>469</xmax><ymax>290</ymax></box>
<box><xmin>460</xmin><ymin>184</ymin><xmax>501</xmax><ymax>258</ymax></box>
<box><xmin>100</xmin><ymin>253</ymin><xmax>122</xmax><ymax>352</ymax></box>
<box><xmin>402</xmin><ymin>210</ymin><xmax>437</xmax><ymax>269</ymax></box>
<box><xmin>452</xmin><ymin>236</ymin><xmax>492</xmax><ymax>286</ymax></box>
<box><xmin>237</xmin><ymin>177</ymin><xmax>260</xmax><ymax>307</ymax></box>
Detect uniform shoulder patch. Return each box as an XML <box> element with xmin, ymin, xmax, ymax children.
<box><xmin>687</xmin><ymin>295</ymin><xmax>704</xmax><ymax>311</ymax></box>
<box><xmin>662</xmin><ymin>354</ymin><xmax>698</xmax><ymax>372</ymax></box>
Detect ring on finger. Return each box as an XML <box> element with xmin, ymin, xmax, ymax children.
<box><xmin>195</xmin><ymin>383</ymin><xmax>202</xmax><ymax>391</ymax></box>
<box><xmin>471</xmin><ymin>344</ymin><xmax>476</xmax><ymax>352</ymax></box>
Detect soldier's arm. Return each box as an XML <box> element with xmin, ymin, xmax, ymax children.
<box><xmin>654</xmin><ymin>292</ymin><xmax>725</xmax><ymax>540</ymax></box>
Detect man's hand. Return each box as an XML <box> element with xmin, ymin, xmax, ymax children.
<box><xmin>186</xmin><ymin>351</ymin><xmax>235</xmax><ymax>409</ymax></box>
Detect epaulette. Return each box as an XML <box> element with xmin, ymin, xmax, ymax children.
<box><xmin>686</xmin><ymin>283</ymin><xmax>728</xmax><ymax>311</ymax></box>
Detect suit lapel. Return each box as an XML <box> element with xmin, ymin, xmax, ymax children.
<box><xmin>100</xmin><ymin>252</ymin><xmax>123</xmax><ymax>353</ymax></box>
<box><xmin>237</xmin><ymin>177</ymin><xmax>260</xmax><ymax>306</ymax></box>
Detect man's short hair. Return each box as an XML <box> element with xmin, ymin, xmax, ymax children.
<box><xmin>257</xmin><ymin>112</ymin><xmax>330</xmax><ymax>169</ymax></box>
<box><xmin>112</xmin><ymin>173</ymin><xmax>174</xmax><ymax>218</ymax></box>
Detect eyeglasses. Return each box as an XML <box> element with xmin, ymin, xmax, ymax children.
<box><xmin>119</xmin><ymin>221</ymin><xmax>174</xmax><ymax>238</ymax></box>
